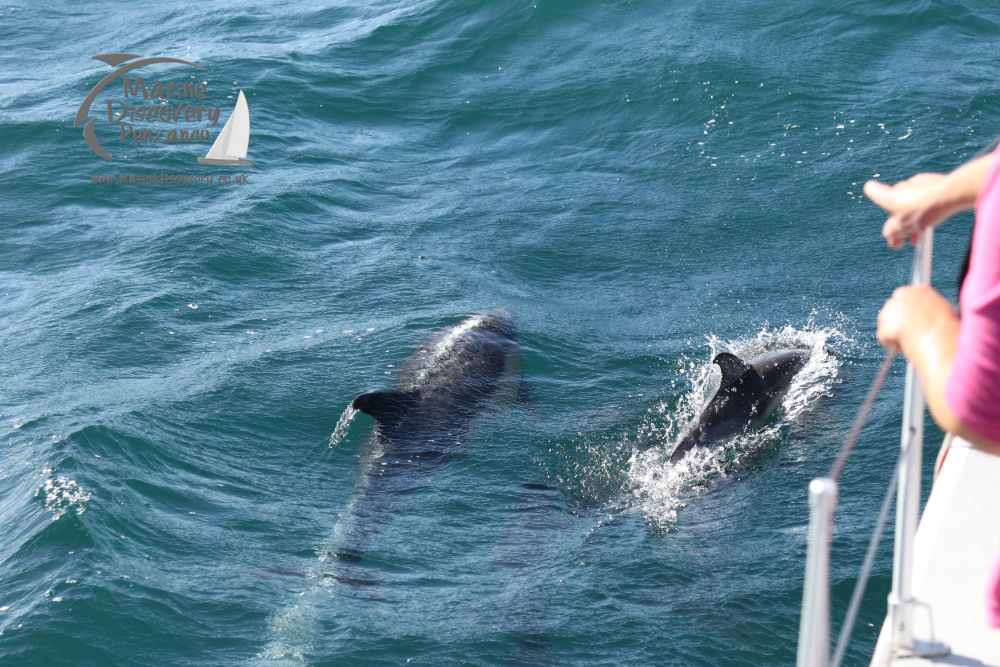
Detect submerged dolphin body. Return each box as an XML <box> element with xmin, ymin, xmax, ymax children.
<box><xmin>337</xmin><ymin>312</ymin><xmax>522</xmax><ymax>562</ymax></box>
<box><xmin>669</xmin><ymin>350</ymin><xmax>810</xmax><ymax>464</ymax></box>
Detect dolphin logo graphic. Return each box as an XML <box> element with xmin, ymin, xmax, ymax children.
<box><xmin>75</xmin><ymin>53</ymin><xmax>205</xmax><ymax>162</ymax></box>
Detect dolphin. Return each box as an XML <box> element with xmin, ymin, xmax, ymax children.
<box><xmin>261</xmin><ymin>314</ymin><xmax>525</xmax><ymax>655</ymax></box>
<box><xmin>335</xmin><ymin>311</ymin><xmax>522</xmax><ymax>562</ymax></box>
<box><xmin>669</xmin><ymin>349</ymin><xmax>810</xmax><ymax>464</ymax></box>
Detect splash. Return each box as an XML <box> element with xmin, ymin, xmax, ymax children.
<box><xmin>35</xmin><ymin>468</ymin><xmax>91</xmax><ymax>520</ymax></box>
<box><xmin>328</xmin><ymin>404</ymin><xmax>359</xmax><ymax>448</ymax></box>
<box><xmin>626</xmin><ymin>323</ymin><xmax>845</xmax><ymax>528</ymax></box>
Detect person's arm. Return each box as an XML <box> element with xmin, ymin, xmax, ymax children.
<box><xmin>877</xmin><ymin>285</ymin><xmax>1000</xmax><ymax>456</ymax></box>
<box><xmin>864</xmin><ymin>153</ymin><xmax>994</xmax><ymax>248</ymax></box>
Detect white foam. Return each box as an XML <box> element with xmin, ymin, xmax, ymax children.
<box><xmin>36</xmin><ymin>468</ymin><xmax>91</xmax><ymax>520</ymax></box>
<box><xmin>414</xmin><ymin>315</ymin><xmax>485</xmax><ymax>383</ymax></box>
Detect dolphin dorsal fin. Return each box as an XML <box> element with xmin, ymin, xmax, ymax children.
<box><xmin>713</xmin><ymin>352</ymin><xmax>753</xmax><ymax>388</ymax></box>
<box><xmin>352</xmin><ymin>390</ymin><xmax>418</xmax><ymax>426</ymax></box>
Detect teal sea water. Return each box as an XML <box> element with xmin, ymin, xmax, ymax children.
<box><xmin>2</xmin><ymin>1</ymin><xmax>999</xmax><ymax>665</ymax></box>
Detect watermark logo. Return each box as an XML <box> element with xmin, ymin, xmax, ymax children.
<box><xmin>75</xmin><ymin>53</ymin><xmax>253</xmax><ymax>166</ymax></box>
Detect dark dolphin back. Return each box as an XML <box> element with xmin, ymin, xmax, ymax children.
<box><xmin>696</xmin><ymin>352</ymin><xmax>767</xmax><ymax>437</ymax></box>
<box><xmin>750</xmin><ymin>350</ymin><xmax>809</xmax><ymax>395</ymax></box>
<box><xmin>396</xmin><ymin>311</ymin><xmax>517</xmax><ymax>428</ymax></box>
<box><xmin>712</xmin><ymin>352</ymin><xmax>765</xmax><ymax>391</ymax></box>
<box><xmin>353</xmin><ymin>311</ymin><xmax>518</xmax><ymax>434</ymax></box>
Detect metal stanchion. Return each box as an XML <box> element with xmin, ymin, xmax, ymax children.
<box><xmin>797</xmin><ymin>477</ymin><xmax>838</xmax><ymax>667</ymax></box>
<box><xmin>887</xmin><ymin>229</ymin><xmax>948</xmax><ymax>659</ymax></box>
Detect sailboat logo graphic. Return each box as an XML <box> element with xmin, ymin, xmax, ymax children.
<box><xmin>198</xmin><ymin>90</ymin><xmax>253</xmax><ymax>166</ymax></box>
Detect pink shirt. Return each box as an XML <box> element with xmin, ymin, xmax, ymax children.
<box><xmin>946</xmin><ymin>151</ymin><xmax>1000</xmax><ymax>443</ymax></box>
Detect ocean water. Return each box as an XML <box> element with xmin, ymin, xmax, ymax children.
<box><xmin>2</xmin><ymin>1</ymin><xmax>998</xmax><ymax>665</ymax></box>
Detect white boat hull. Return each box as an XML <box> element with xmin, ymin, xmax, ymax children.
<box><xmin>197</xmin><ymin>157</ymin><xmax>253</xmax><ymax>166</ymax></box>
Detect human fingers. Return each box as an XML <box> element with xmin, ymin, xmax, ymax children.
<box><xmin>876</xmin><ymin>295</ymin><xmax>905</xmax><ymax>351</ymax></box>
<box><xmin>885</xmin><ymin>234</ymin><xmax>905</xmax><ymax>249</ymax></box>
<box><xmin>882</xmin><ymin>205</ymin><xmax>931</xmax><ymax>247</ymax></box>
<box><xmin>876</xmin><ymin>313</ymin><xmax>900</xmax><ymax>350</ymax></box>
<box><xmin>868</xmin><ymin>181</ymin><xmax>909</xmax><ymax>247</ymax></box>
<box><xmin>878</xmin><ymin>286</ymin><xmax>954</xmax><ymax>353</ymax></box>
<box><xmin>882</xmin><ymin>214</ymin><xmax>913</xmax><ymax>248</ymax></box>
<box><xmin>864</xmin><ymin>180</ymin><xmax>897</xmax><ymax>213</ymax></box>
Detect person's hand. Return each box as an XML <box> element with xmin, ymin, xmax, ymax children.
<box><xmin>877</xmin><ymin>285</ymin><xmax>957</xmax><ymax>354</ymax></box>
<box><xmin>865</xmin><ymin>153</ymin><xmax>992</xmax><ymax>249</ymax></box>
<box><xmin>864</xmin><ymin>174</ymin><xmax>949</xmax><ymax>249</ymax></box>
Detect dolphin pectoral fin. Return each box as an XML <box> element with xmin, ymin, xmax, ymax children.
<box><xmin>326</xmin><ymin>574</ymin><xmax>380</xmax><ymax>587</ymax></box>
<box><xmin>713</xmin><ymin>352</ymin><xmax>753</xmax><ymax>387</ymax></box>
<box><xmin>520</xmin><ymin>482</ymin><xmax>557</xmax><ymax>491</ymax></box>
<box><xmin>352</xmin><ymin>390</ymin><xmax>419</xmax><ymax>426</ymax></box>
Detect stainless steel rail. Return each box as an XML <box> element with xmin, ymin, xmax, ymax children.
<box><xmin>888</xmin><ymin>229</ymin><xmax>931</xmax><ymax>655</ymax></box>
<box><xmin>797</xmin><ymin>477</ymin><xmax>837</xmax><ymax>667</ymax></box>
<box><xmin>796</xmin><ymin>230</ymin><xmax>946</xmax><ymax>666</ymax></box>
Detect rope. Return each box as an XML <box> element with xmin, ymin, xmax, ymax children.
<box><xmin>829</xmin><ymin>350</ymin><xmax>897</xmax><ymax>481</ymax></box>
<box><xmin>829</xmin><ymin>448</ymin><xmax>902</xmax><ymax>667</ymax></box>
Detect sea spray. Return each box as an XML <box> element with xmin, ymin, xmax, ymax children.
<box><xmin>328</xmin><ymin>404</ymin><xmax>359</xmax><ymax>448</ymax></box>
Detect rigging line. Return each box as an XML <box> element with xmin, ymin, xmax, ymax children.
<box><xmin>830</xmin><ymin>447</ymin><xmax>903</xmax><ymax>667</ymax></box>
<box><xmin>829</xmin><ymin>350</ymin><xmax>897</xmax><ymax>481</ymax></box>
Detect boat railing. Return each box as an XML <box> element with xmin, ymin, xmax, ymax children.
<box><xmin>795</xmin><ymin>230</ymin><xmax>950</xmax><ymax>666</ymax></box>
